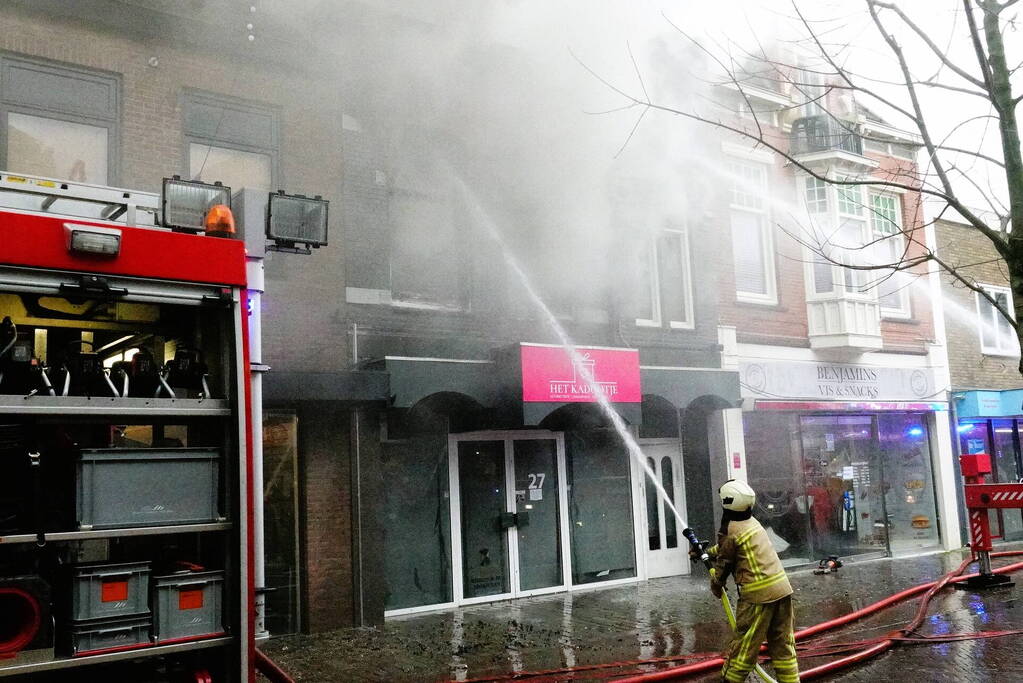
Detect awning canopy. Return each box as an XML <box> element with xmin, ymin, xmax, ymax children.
<box><xmin>640</xmin><ymin>366</ymin><xmax>741</xmax><ymax>409</ymax></box>
<box><xmin>384</xmin><ymin>357</ymin><xmax>498</xmax><ymax>409</ymax></box>
<box><xmin>263</xmin><ymin>370</ymin><xmax>389</xmax><ymax>403</ymax></box>
<box><xmin>956</xmin><ymin>389</ymin><xmax>1023</xmax><ymax>419</ymax></box>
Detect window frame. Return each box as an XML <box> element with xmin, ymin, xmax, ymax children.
<box><xmin>727</xmin><ymin>157</ymin><xmax>777</xmax><ymax>305</ymax></box>
<box><xmin>975</xmin><ymin>284</ymin><xmax>1018</xmax><ymax>357</ymax></box>
<box><xmin>635</xmin><ymin>227</ymin><xmax>696</xmax><ymax>330</ymax></box>
<box><xmin>181</xmin><ymin>90</ymin><xmax>280</xmax><ymax>190</ymax></box>
<box><xmin>0</xmin><ymin>53</ymin><xmax>120</xmax><ymax>184</ymax></box>
<box><xmin>869</xmin><ymin>191</ymin><xmax>912</xmax><ymax>319</ymax></box>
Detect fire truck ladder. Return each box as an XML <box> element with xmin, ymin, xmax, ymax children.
<box><xmin>0</xmin><ymin>172</ymin><xmax>159</xmax><ymax>227</ymax></box>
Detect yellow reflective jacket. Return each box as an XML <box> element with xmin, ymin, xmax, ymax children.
<box><xmin>709</xmin><ymin>516</ymin><xmax>792</xmax><ymax>604</ymax></box>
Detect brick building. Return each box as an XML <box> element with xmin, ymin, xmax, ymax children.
<box><xmin>936</xmin><ymin>213</ymin><xmax>1023</xmax><ymax>541</ymax></box>
<box><xmin>0</xmin><ymin>1</ymin><xmax>965</xmax><ymax>637</ymax></box>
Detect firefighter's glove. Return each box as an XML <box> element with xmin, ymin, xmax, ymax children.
<box><xmin>710</xmin><ymin>580</ymin><xmax>724</xmax><ymax>599</ymax></box>
<box><xmin>688</xmin><ymin>541</ymin><xmax>710</xmax><ymax>561</ymax></box>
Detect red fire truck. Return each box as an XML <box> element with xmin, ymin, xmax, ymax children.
<box><xmin>0</xmin><ymin>172</ymin><xmax>324</xmax><ymax>682</ymax></box>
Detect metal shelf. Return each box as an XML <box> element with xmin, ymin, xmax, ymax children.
<box><xmin>0</xmin><ymin>395</ymin><xmax>230</xmax><ymax>416</ymax></box>
<box><xmin>0</xmin><ymin>636</ymin><xmax>232</xmax><ymax>676</ymax></box>
<box><xmin>0</xmin><ymin>522</ymin><xmax>232</xmax><ymax>545</ymax></box>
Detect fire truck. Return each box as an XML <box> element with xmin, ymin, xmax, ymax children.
<box><xmin>0</xmin><ymin>172</ymin><xmax>325</xmax><ymax>682</ymax></box>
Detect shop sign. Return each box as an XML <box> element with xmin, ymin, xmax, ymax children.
<box><xmin>521</xmin><ymin>344</ymin><xmax>641</xmax><ymax>403</ymax></box>
<box><xmin>740</xmin><ymin>360</ymin><xmax>937</xmax><ymax>402</ymax></box>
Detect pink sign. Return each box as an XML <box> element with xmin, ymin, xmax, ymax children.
<box><xmin>521</xmin><ymin>344</ymin><xmax>641</xmax><ymax>403</ymax></box>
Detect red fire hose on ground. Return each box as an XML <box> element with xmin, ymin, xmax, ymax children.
<box><xmin>454</xmin><ymin>550</ymin><xmax>1023</xmax><ymax>683</ymax></box>
<box><xmin>256</xmin><ymin>648</ymin><xmax>296</xmax><ymax>683</ymax></box>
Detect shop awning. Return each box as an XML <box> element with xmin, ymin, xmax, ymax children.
<box><xmin>640</xmin><ymin>366</ymin><xmax>741</xmax><ymax>409</ymax></box>
<box><xmin>263</xmin><ymin>370</ymin><xmax>389</xmax><ymax>402</ymax></box>
<box><xmin>956</xmin><ymin>389</ymin><xmax>1023</xmax><ymax>419</ymax></box>
<box><xmin>384</xmin><ymin>356</ymin><xmax>498</xmax><ymax>409</ymax></box>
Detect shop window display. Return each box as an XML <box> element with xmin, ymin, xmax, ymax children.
<box><xmin>877</xmin><ymin>414</ymin><xmax>940</xmax><ymax>554</ymax></box>
<box><xmin>746</xmin><ymin>411</ymin><xmax>942</xmax><ymax>565</ymax></box>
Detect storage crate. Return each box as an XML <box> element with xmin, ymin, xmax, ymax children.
<box><xmin>153</xmin><ymin>570</ymin><xmax>224</xmax><ymax>643</ymax></box>
<box><xmin>76</xmin><ymin>448</ymin><xmax>220</xmax><ymax>529</ymax></box>
<box><xmin>69</xmin><ymin>614</ymin><xmax>152</xmax><ymax>656</ymax></box>
<box><xmin>72</xmin><ymin>561</ymin><xmax>150</xmax><ymax>621</ymax></box>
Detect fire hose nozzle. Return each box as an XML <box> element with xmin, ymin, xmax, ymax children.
<box><xmin>682</xmin><ymin>527</ymin><xmax>712</xmax><ymax>569</ymax></box>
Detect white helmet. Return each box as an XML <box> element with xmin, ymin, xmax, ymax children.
<box><xmin>719</xmin><ymin>480</ymin><xmax>756</xmax><ymax>512</ymax></box>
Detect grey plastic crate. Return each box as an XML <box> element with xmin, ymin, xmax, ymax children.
<box><xmin>153</xmin><ymin>570</ymin><xmax>225</xmax><ymax>643</ymax></box>
<box><xmin>72</xmin><ymin>561</ymin><xmax>150</xmax><ymax>621</ymax></box>
<box><xmin>69</xmin><ymin>614</ymin><xmax>152</xmax><ymax>656</ymax></box>
<box><xmin>76</xmin><ymin>448</ymin><xmax>220</xmax><ymax>529</ymax></box>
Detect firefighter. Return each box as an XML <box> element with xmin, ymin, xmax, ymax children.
<box><xmin>705</xmin><ymin>479</ymin><xmax>799</xmax><ymax>683</ymax></box>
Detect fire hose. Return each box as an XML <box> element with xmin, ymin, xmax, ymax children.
<box><xmin>453</xmin><ymin>547</ymin><xmax>1023</xmax><ymax>683</ymax></box>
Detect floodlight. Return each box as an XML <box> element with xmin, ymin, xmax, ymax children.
<box><xmin>266</xmin><ymin>191</ymin><xmax>328</xmax><ymax>250</ymax></box>
<box><xmin>162</xmin><ymin>176</ymin><xmax>231</xmax><ymax>232</ymax></box>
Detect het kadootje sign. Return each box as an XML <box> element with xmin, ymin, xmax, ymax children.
<box><xmin>520</xmin><ymin>344</ymin><xmax>641</xmax><ymax>403</ymax></box>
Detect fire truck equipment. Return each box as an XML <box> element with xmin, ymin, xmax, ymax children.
<box><xmin>110</xmin><ymin>348</ymin><xmax>160</xmax><ymax>398</ymax></box>
<box><xmin>153</xmin><ymin>569</ymin><xmax>225</xmax><ymax>643</ymax></box>
<box><xmin>0</xmin><ymin>317</ymin><xmax>50</xmax><ymax>396</ymax></box>
<box><xmin>266</xmin><ymin>190</ymin><xmax>329</xmax><ymax>252</ymax></box>
<box><xmin>63</xmin><ymin>223</ymin><xmax>122</xmax><ymax>257</ymax></box>
<box><xmin>162</xmin><ymin>176</ymin><xmax>232</xmax><ymax>233</ymax></box>
<box><xmin>56</xmin><ymin>340</ymin><xmax>118</xmax><ymax>397</ymax></box>
<box><xmin>0</xmin><ymin>575</ymin><xmax>53</xmax><ymax>662</ymax></box>
<box><xmin>71</xmin><ymin>561</ymin><xmax>151</xmax><ymax>621</ymax></box>
<box><xmin>162</xmin><ymin>347</ymin><xmax>212</xmax><ymax>398</ymax></box>
<box><xmin>204</xmin><ymin>204</ymin><xmax>236</xmax><ymax>237</ymax></box>
<box><xmin>68</xmin><ymin>614</ymin><xmax>152</xmax><ymax>657</ymax></box>
<box><xmin>76</xmin><ymin>448</ymin><xmax>220</xmax><ymax>530</ymax></box>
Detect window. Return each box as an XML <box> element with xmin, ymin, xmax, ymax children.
<box><xmin>388</xmin><ymin>136</ymin><xmax>464</xmax><ymax>309</ymax></box>
<box><xmin>728</xmin><ymin>159</ymin><xmax>775</xmax><ymax>303</ymax></box>
<box><xmin>804</xmin><ymin>177</ymin><xmax>828</xmax><ymax>213</ymax></box>
<box><xmin>183</xmin><ymin>91</ymin><xmax>278</xmax><ymax>191</ymax></box>
<box><xmin>834</xmin><ymin>181</ymin><xmax>868</xmax><ymax>292</ymax></box>
<box><xmin>636</xmin><ymin>227</ymin><xmax>695</xmax><ymax>329</ymax></box>
<box><xmin>976</xmin><ymin>285</ymin><xmax>1017</xmax><ymax>356</ymax></box>
<box><xmin>0</xmin><ymin>55</ymin><xmax>119</xmax><ymax>184</ymax></box>
<box><xmin>870</xmin><ymin>193</ymin><xmax>910</xmax><ymax>317</ymax></box>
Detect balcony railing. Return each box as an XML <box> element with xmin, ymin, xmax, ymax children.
<box><xmin>790</xmin><ymin>115</ymin><xmax>863</xmax><ymax>156</ymax></box>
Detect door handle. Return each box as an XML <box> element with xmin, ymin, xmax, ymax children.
<box><xmin>498</xmin><ymin>512</ymin><xmax>530</xmax><ymax>529</ymax></box>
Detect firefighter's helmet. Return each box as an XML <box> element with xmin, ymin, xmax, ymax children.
<box><xmin>719</xmin><ymin>479</ymin><xmax>756</xmax><ymax>512</ymax></box>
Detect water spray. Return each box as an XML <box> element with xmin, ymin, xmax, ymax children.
<box><xmin>452</xmin><ymin>171</ymin><xmax>690</xmax><ymax>534</ymax></box>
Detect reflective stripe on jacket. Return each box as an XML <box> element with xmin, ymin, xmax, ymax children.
<box><xmin>709</xmin><ymin>517</ymin><xmax>792</xmax><ymax>604</ymax></box>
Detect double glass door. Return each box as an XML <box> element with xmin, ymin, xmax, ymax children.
<box><xmin>450</xmin><ymin>432</ymin><xmax>570</xmax><ymax>604</ymax></box>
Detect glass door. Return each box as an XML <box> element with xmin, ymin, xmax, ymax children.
<box><xmin>799</xmin><ymin>415</ymin><xmax>888</xmax><ymax>559</ymax></box>
<box><xmin>451</xmin><ymin>433</ymin><xmax>569</xmax><ymax>604</ymax></box>
<box><xmin>641</xmin><ymin>442</ymin><xmax>688</xmax><ymax>578</ymax></box>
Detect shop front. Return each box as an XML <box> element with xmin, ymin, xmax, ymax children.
<box><xmin>955</xmin><ymin>389</ymin><xmax>1023</xmax><ymax>542</ymax></box>
<box><xmin>374</xmin><ymin>343</ymin><xmax>741</xmax><ymax>615</ymax></box>
<box><xmin>740</xmin><ymin>359</ymin><xmax>959</xmax><ymax>567</ymax></box>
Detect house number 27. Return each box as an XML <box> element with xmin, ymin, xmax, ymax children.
<box><xmin>527</xmin><ymin>473</ymin><xmax>546</xmax><ymax>489</ymax></box>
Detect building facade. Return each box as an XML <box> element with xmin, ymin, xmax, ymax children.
<box><xmin>936</xmin><ymin>214</ymin><xmax>1023</xmax><ymax>542</ymax></box>
<box><xmin>718</xmin><ymin>82</ymin><xmax>961</xmax><ymax>566</ymax></box>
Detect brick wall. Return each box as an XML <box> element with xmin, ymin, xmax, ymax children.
<box><xmin>715</xmin><ymin>133</ymin><xmax>935</xmax><ymax>353</ymax></box>
<box><xmin>936</xmin><ymin>218</ymin><xmax>1020</xmax><ymax>389</ymax></box>
<box><xmin>0</xmin><ymin>6</ymin><xmax>354</xmax><ymax>633</ymax></box>
<box><xmin>297</xmin><ymin>403</ymin><xmax>354</xmax><ymax>630</ymax></box>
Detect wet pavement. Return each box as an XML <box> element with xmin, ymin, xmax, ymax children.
<box><xmin>261</xmin><ymin>545</ymin><xmax>1023</xmax><ymax>682</ymax></box>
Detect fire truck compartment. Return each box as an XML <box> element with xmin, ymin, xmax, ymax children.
<box><xmin>76</xmin><ymin>448</ymin><xmax>221</xmax><ymax>529</ymax></box>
